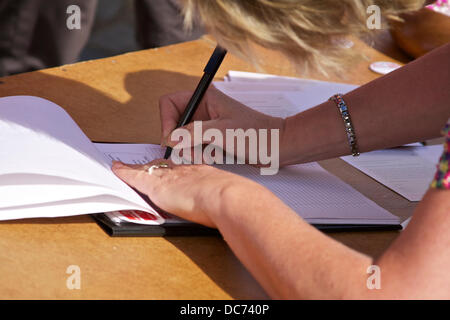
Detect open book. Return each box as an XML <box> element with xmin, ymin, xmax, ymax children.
<box><xmin>0</xmin><ymin>95</ymin><xmax>401</xmax><ymax>234</ymax></box>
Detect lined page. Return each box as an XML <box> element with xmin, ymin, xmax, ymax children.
<box><xmin>219</xmin><ymin>162</ymin><xmax>399</xmax><ymax>224</ymax></box>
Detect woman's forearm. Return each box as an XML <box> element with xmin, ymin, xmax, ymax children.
<box><xmin>213</xmin><ymin>182</ymin><xmax>373</xmax><ymax>299</ymax></box>
<box><xmin>281</xmin><ymin>43</ymin><xmax>450</xmax><ymax>165</ymax></box>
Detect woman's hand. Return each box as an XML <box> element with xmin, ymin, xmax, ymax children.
<box><xmin>159</xmin><ymin>86</ymin><xmax>286</xmax><ymax>164</ymax></box>
<box><xmin>111</xmin><ymin>159</ymin><xmax>268</xmax><ymax>228</ymax></box>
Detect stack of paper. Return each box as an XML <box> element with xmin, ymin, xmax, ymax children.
<box><xmin>0</xmin><ymin>96</ymin><xmax>163</xmax><ymax>223</ymax></box>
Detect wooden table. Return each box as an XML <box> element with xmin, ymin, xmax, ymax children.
<box><xmin>0</xmin><ymin>37</ymin><xmax>416</xmax><ymax>299</ymax></box>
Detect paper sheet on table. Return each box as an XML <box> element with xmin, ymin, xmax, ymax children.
<box><xmin>94</xmin><ymin>143</ymin><xmax>400</xmax><ymax>225</ymax></box>
<box><xmin>341</xmin><ymin>145</ymin><xmax>443</xmax><ymax>201</ymax></box>
<box><xmin>0</xmin><ymin>96</ymin><xmax>162</xmax><ymax>222</ymax></box>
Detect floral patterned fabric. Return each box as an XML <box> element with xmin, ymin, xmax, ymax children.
<box><xmin>431</xmin><ymin>118</ymin><xmax>450</xmax><ymax>189</ymax></box>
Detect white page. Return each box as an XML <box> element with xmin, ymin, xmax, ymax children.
<box><xmin>414</xmin><ymin>145</ymin><xmax>444</xmax><ymax>164</ymax></box>
<box><xmin>211</xmin><ymin>88</ymin><xmax>300</xmax><ymax>118</ymax></box>
<box><xmin>213</xmin><ymin>72</ymin><xmax>358</xmax><ymax>118</ymax></box>
<box><xmin>226</xmin><ymin>70</ymin><xmax>318</xmax><ymax>83</ymax></box>
<box><xmin>219</xmin><ymin>162</ymin><xmax>399</xmax><ymax>224</ymax></box>
<box><xmin>215</xmin><ymin>81</ymin><xmax>314</xmax><ymax>93</ymax></box>
<box><xmin>0</xmin><ymin>96</ymin><xmax>162</xmax><ymax>222</ymax></box>
<box><xmin>0</xmin><ymin>194</ymin><xmax>161</xmax><ymax>221</ymax></box>
<box><xmin>341</xmin><ymin>145</ymin><xmax>443</xmax><ymax>201</ymax></box>
<box><xmin>94</xmin><ymin>143</ymin><xmax>400</xmax><ymax>225</ymax></box>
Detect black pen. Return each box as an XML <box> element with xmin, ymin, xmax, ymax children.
<box><xmin>163</xmin><ymin>45</ymin><xmax>227</xmax><ymax>159</ymax></box>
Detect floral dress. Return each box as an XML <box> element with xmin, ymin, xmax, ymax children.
<box><xmin>431</xmin><ymin>118</ymin><xmax>450</xmax><ymax>189</ymax></box>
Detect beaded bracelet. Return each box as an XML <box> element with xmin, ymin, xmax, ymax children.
<box><xmin>329</xmin><ymin>94</ymin><xmax>360</xmax><ymax>157</ymax></box>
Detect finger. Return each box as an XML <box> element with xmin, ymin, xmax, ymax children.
<box><xmin>160</xmin><ymin>90</ymin><xmax>223</xmax><ymax>145</ymax></box>
<box><xmin>159</xmin><ymin>91</ymin><xmax>211</xmax><ymax>144</ymax></box>
<box><xmin>111</xmin><ymin>161</ymin><xmax>160</xmax><ymax>194</ymax></box>
<box><xmin>159</xmin><ymin>93</ymin><xmax>188</xmax><ymax>144</ymax></box>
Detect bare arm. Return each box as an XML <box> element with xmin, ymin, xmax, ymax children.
<box><xmin>281</xmin><ymin>43</ymin><xmax>450</xmax><ymax>165</ymax></box>
<box><xmin>159</xmin><ymin>44</ymin><xmax>449</xmax><ymax>167</ymax></box>
<box><xmin>212</xmin><ymin>182</ymin><xmax>450</xmax><ymax>299</ymax></box>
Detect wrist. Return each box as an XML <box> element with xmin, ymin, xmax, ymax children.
<box><xmin>208</xmin><ymin>177</ymin><xmax>270</xmax><ymax>226</ymax></box>
<box><xmin>280</xmin><ymin>100</ymin><xmax>352</xmax><ymax>165</ymax></box>
<box><xmin>279</xmin><ymin>114</ymin><xmax>309</xmax><ymax>165</ymax></box>
<box><xmin>268</xmin><ymin>116</ymin><xmax>288</xmax><ymax>167</ymax></box>
<box><xmin>279</xmin><ymin>116</ymin><xmax>292</xmax><ymax>166</ymax></box>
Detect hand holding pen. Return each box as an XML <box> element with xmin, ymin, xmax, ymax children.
<box><xmin>163</xmin><ymin>45</ymin><xmax>227</xmax><ymax>159</ymax></box>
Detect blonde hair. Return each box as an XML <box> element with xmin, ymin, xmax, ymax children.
<box><xmin>182</xmin><ymin>0</ymin><xmax>424</xmax><ymax>75</ymax></box>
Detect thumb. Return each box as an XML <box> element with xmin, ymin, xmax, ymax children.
<box><xmin>111</xmin><ymin>161</ymin><xmax>155</xmax><ymax>194</ymax></box>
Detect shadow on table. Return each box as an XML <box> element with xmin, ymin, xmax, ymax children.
<box><xmin>0</xmin><ymin>68</ymin><xmax>268</xmax><ymax>299</ymax></box>
<box><xmin>0</xmin><ymin>68</ymin><xmax>204</xmax><ymax>143</ymax></box>
<box><xmin>165</xmin><ymin>236</ymin><xmax>269</xmax><ymax>299</ymax></box>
